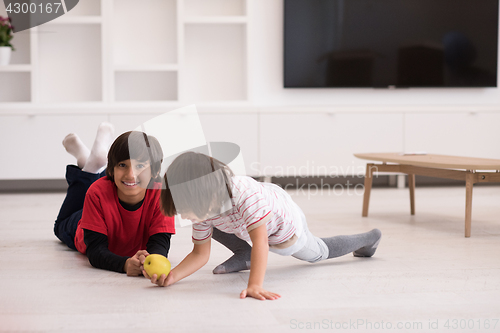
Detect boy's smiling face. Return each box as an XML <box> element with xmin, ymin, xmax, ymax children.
<box><xmin>113</xmin><ymin>159</ymin><xmax>151</xmax><ymax>205</ymax></box>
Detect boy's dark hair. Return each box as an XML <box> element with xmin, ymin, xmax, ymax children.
<box><xmin>161</xmin><ymin>151</ymin><xmax>234</xmax><ymax>218</ymax></box>
<box><xmin>106</xmin><ymin>131</ymin><xmax>163</xmax><ymax>183</ymax></box>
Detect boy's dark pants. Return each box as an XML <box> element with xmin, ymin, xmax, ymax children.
<box><xmin>54</xmin><ymin>165</ymin><xmax>105</xmax><ymax>250</ymax></box>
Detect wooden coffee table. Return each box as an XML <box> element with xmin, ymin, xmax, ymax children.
<box><xmin>354</xmin><ymin>153</ymin><xmax>500</xmax><ymax>237</ymax></box>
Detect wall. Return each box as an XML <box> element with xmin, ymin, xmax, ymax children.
<box><xmin>246</xmin><ymin>0</ymin><xmax>500</xmax><ymax>178</ymax></box>
<box><xmin>0</xmin><ymin>0</ymin><xmax>499</xmax><ymax>184</ymax></box>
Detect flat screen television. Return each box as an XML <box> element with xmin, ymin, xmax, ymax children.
<box><xmin>284</xmin><ymin>0</ymin><xmax>499</xmax><ymax>88</ymax></box>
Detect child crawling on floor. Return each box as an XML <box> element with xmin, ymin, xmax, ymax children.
<box><xmin>143</xmin><ymin>151</ymin><xmax>381</xmax><ymax>300</ymax></box>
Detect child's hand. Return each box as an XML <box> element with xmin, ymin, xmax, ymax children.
<box><xmin>240</xmin><ymin>285</ymin><xmax>281</xmax><ymax>301</ymax></box>
<box><xmin>125</xmin><ymin>250</ymin><xmax>150</xmax><ymax>276</ymax></box>
<box><xmin>136</xmin><ymin>250</ymin><xmax>149</xmax><ymax>266</ymax></box>
<box><xmin>142</xmin><ymin>269</ymin><xmax>174</xmax><ymax>287</ymax></box>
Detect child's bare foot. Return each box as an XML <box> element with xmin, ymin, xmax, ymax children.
<box><xmin>63</xmin><ymin>133</ymin><xmax>90</xmax><ymax>169</ymax></box>
<box><xmin>82</xmin><ymin>122</ymin><xmax>115</xmax><ymax>174</ymax></box>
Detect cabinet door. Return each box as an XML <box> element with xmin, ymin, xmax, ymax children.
<box><xmin>260</xmin><ymin>113</ymin><xmax>404</xmax><ymax>177</ymax></box>
<box><xmin>0</xmin><ymin>115</ymin><xmax>108</xmax><ymax>179</ymax></box>
<box><xmin>405</xmin><ymin>113</ymin><xmax>500</xmax><ymax>159</ymax></box>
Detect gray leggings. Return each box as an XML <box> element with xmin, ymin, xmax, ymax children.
<box><xmin>269</xmin><ymin>206</ymin><xmax>329</xmax><ymax>263</ymax></box>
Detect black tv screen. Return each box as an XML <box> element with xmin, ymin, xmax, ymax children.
<box><xmin>284</xmin><ymin>0</ymin><xmax>499</xmax><ymax>88</ymax></box>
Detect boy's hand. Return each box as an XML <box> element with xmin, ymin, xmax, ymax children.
<box><xmin>240</xmin><ymin>285</ymin><xmax>281</xmax><ymax>301</ymax></box>
<box><xmin>125</xmin><ymin>250</ymin><xmax>150</xmax><ymax>276</ymax></box>
<box><xmin>136</xmin><ymin>250</ymin><xmax>149</xmax><ymax>266</ymax></box>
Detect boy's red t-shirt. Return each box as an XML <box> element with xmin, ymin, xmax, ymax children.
<box><xmin>74</xmin><ymin>177</ymin><xmax>175</xmax><ymax>257</ymax></box>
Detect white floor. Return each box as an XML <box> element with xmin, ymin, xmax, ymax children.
<box><xmin>1</xmin><ymin>185</ymin><xmax>500</xmax><ymax>333</ymax></box>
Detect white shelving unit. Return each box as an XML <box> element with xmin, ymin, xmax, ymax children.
<box><xmin>0</xmin><ymin>0</ymin><xmax>251</xmax><ymax>181</ymax></box>
<box><xmin>0</xmin><ymin>0</ymin><xmax>249</xmax><ymax>104</ymax></box>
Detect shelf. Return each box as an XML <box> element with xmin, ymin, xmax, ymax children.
<box><xmin>114</xmin><ymin>71</ymin><xmax>178</xmax><ymax>102</ymax></box>
<box><xmin>45</xmin><ymin>16</ymin><xmax>102</xmax><ymax>24</ymax></box>
<box><xmin>184</xmin><ymin>16</ymin><xmax>247</xmax><ymax>24</ymax></box>
<box><xmin>38</xmin><ymin>24</ymin><xmax>102</xmax><ymax>102</ymax></box>
<box><xmin>114</xmin><ymin>64</ymin><xmax>179</xmax><ymax>72</ymax></box>
<box><xmin>184</xmin><ymin>0</ymin><xmax>246</xmax><ymax>17</ymax></box>
<box><xmin>113</xmin><ymin>0</ymin><xmax>177</xmax><ymax>65</ymax></box>
<box><xmin>184</xmin><ymin>24</ymin><xmax>246</xmax><ymax>101</ymax></box>
<box><xmin>0</xmin><ymin>72</ymin><xmax>31</xmax><ymax>102</ymax></box>
<box><xmin>0</xmin><ymin>65</ymin><xmax>32</xmax><ymax>72</ymax></box>
<box><xmin>64</xmin><ymin>0</ymin><xmax>101</xmax><ymax>16</ymax></box>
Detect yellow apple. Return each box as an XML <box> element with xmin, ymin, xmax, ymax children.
<box><xmin>143</xmin><ymin>254</ymin><xmax>171</xmax><ymax>278</ymax></box>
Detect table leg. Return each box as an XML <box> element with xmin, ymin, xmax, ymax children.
<box><xmin>465</xmin><ymin>171</ymin><xmax>474</xmax><ymax>238</ymax></box>
<box><xmin>408</xmin><ymin>173</ymin><xmax>415</xmax><ymax>215</ymax></box>
<box><xmin>362</xmin><ymin>163</ymin><xmax>374</xmax><ymax>217</ymax></box>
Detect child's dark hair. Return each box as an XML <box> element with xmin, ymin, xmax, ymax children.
<box><xmin>161</xmin><ymin>151</ymin><xmax>234</xmax><ymax>218</ymax></box>
<box><xmin>106</xmin><ymin>131</ymin><xmax>163</xmax><ymax>183</ymax></box>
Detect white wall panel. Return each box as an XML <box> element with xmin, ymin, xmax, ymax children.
<box><xmin>405</xmin><ymin>113</ymin><xmax>500</xmax><ymax>159</ymax></box>
<box><xmin>260</xmin><ymin>113</ymin><xmax>404</xmax><ymax>177</ymax></box>
<box><xmin>0</xmin><ymin>115</ymin><xmax>109</xmax><ymax>179</ymax></box>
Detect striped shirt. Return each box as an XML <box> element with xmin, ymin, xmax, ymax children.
<box><xmin>192</xmin><ymin>176</ymin><xmax>303</xmax><ymax>245</ymax></box>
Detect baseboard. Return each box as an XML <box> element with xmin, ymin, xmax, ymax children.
<box><xmin>0</xmin><ymin>179</ymin><xmax>68</xmax><ymax>193</ymax></box>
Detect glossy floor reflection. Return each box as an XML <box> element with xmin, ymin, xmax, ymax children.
<box><xmin>1</xmin><ymin>185</ymin><xmax>499</xmax><ymax>332</ymax></box>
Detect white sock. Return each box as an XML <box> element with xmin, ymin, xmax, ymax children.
<box><xmin>63</xmin><ymin>133</ymin><xmax>90</xmax><ymax>169</ymax></box>
<box><xmin>82</xmin><ymin>122</ymin><xmax>115</xmax><ymax>174</ymax></box>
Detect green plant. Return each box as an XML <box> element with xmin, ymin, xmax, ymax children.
<box><xmin>0</xmin><ymin>16</ymin><xmax>15</xmax><ymax>51</ymax></box>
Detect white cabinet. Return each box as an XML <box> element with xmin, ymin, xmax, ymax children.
<box><xmin>0</xmin><ymin>115</ymin><xmax>108</xmax><ymax>179</ymax></box>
